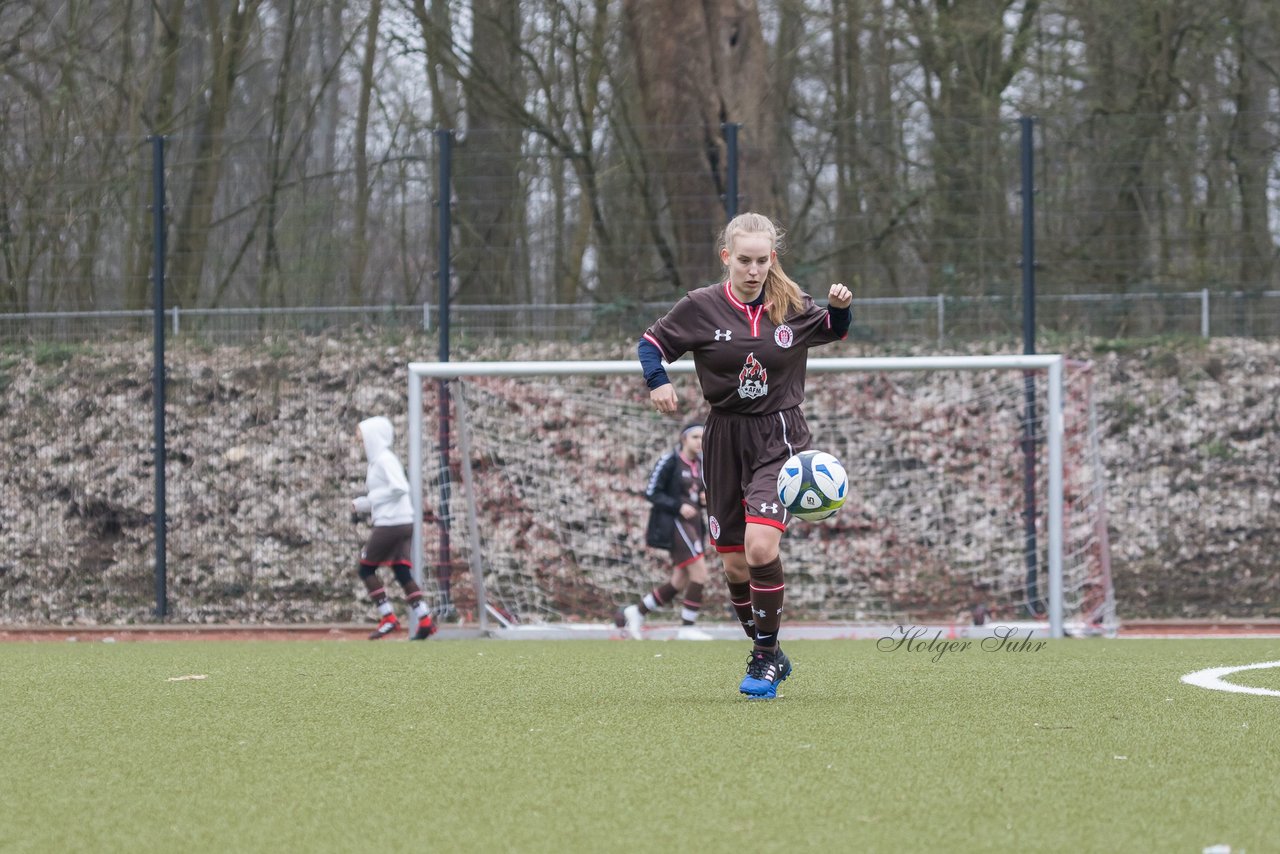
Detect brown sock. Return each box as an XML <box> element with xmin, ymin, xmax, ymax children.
<box><xmin>364</xmin><ymin>584</ymin><xmax>392</xmax><ymax>618</ymax></box>
<box><xmin>748</xmin><ymin>556</ymin><xmax>785</xmax><ymax>651</ymax></box>
<box><xmin>641</xmin><ymin>581</ymin><xmax>679</xmax><ymax>615</ymax></box>
<box><xmin>680</xmin><ymin>581</ymin><xmax>704</xmax><ymax>625</ymax></box>
<box><xmin>726</xmin><ymin>579</ymin><xmax>757</xmax><ymax>639</ymax></box>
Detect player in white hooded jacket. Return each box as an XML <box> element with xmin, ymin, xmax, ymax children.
<box><xmin>353</xmin><ymin>416</ymin><xmax>436</xmax><ymax>640</ymax></box>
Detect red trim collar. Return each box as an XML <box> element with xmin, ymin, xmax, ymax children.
<box><xmin>721</xmin><ymin>281</ymin><xmax>772</xmax><ymax>338</ymax></box>
<box><xmin>721</xmin><ymin>280</ymin><xmax>771</xmax><ymax>312</ymax></box>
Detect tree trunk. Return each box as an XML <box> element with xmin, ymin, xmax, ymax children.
<box><xmin>558</xmin><ymin>0</ymin><xmax>611</xmax><ymax>305</ymax></box>
<box><xmin>348</xmin><ymin>0</ymin><xmax>382</xmax><ymax>305</ymax></box>
<box><xmin>832</xmin><ymin>0</ymin><xmax>863</xmax><ymax>278</ymax></box>
<box><xmin>452</xmin><ymin>0</ymin><xmax>527</xmax><ymax>313</ymax></box>
<box><xmin>168</xmin><ymin>0</ymin><xmax>263</xmax><ymax>307</ymax></box>
<box><xmin>705</xmin><ymin>0</ymin><xmax>781</xmax><ymax>219</ymax></box>
<box><xmin>907</xmin><ymin>0</ymin><xmax>1038</xmax><ymax>294</ymax></box>
<box><xmin>127</xmin><ymin>0</ymin><xmax>184</xmax><ymax>310</ymax></box>
<box><xmin>622</xmin><ymin>0</ymin><xmax>776</xmax><ymax>293</ymax></box>
<box><xmin>1075</xmin><ymin>0</ymin><xmax>1195</xmax><ymax>294</ymax></box>
<box><xmin>0</xmin><ymin>187</ymin><xmax>20</xmax><ymax>310</ymax></box>
<box><xmin>256</xmin><ymin>0</ymin><xmax>302</xmax><ymax>308</ymax></box>
<box><xmin>1229</xmin><ymin>0</ymin><xmax>1276</xmax><ymax>294</ymax></box>
<box><xmin>770</xmin><ymin>0</ymin><xmax>805</xmax><ymax>229</ymax></box>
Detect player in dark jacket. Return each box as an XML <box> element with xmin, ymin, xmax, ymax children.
<box><xmin>615</xmin><ymin>423</ymin><xmax>711</xmax><ymax>640</ymax></box>
<box><xmin>639</xmin><ymin>212</ymin><xmax>852</xmax><ymax>698</ymax></box>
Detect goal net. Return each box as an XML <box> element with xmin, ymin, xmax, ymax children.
<box><xmin>408</xmin><ymin>356</ymin><xmax>1113</xmax><ymax>638</ymax></box>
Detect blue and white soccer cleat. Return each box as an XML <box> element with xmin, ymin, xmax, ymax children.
<box><xmin>739</xmin><ymin>647</ymin><xmax>792</xmax><ymax>699</ymax></box>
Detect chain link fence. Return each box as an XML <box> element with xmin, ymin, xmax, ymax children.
<box><xmin>3</xmin><ymin>112</ymin><xmax>1279</xmax><ymax>624</ymax></box>
<box><xmin>5</xmin><ymin>289</ymin><xmax>1280</xmax><ymax>346</ymax></box>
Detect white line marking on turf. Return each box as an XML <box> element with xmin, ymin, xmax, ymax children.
<box><xmin>1180</xmin><ymin>660</ymin><xmax>1280</xmax><ymax>697</ymax></box>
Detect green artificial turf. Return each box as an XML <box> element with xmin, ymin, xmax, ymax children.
<box><xmin>1</xmin><ymin>638</ymin><xmax>1278</xmax><ymax>852</ymax></box>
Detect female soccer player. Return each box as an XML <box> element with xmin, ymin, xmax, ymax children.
<box><xmin>616</xmin><ymin>422</ymin><xmax>713</xmax><ymax>641</ymax></box>
<box><xmin>638</xmin><ymin>212</ymin><xmax>852</xmax><ymax>698</ymax></box>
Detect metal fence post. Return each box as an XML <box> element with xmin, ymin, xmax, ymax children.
<box><xmin>431</xmin><ymin>128</ymin><xmax>456</xmax><ymax>625</ymax></box>
<box><xmin>1201</xmin><ymin>288</ymin><xmax>1210</xmax><ymax>338</ymax></box>
<box><xmin>149</xmin><ymin>135</ymin><xmax>168</xmax><ymax>621</ymax></box>
<box><xmin>722</xmin><ymin>122</ymin><xmax>739</xmax><ymax>220</ymax></box>
<box><xmin>936</xmin><ymin>294</ymin><xmax>945</xmax><ymax>346</ymax></box>
<box><xmin>1019</xmin><ymin>116</ymin><xmax>1044</xmax><ymax>617</ymax></box>
<box><xmin>1020</xmin><ymin>116</ymin><xmax>1038</xmax><ymax>353</ymax></box>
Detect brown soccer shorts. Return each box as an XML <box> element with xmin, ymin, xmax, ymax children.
<box><xmin>702</xmin><ymin>405</ymin><xmax>811</xmax><ymax>551</ymax></box>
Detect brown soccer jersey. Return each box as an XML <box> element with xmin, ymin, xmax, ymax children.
<box><xmin>644</xmin><ymin>280</ymin><xmax>847</xmax><ymax>546</ymax></box>
<box><xmin>642</xmin><ymin>281</ymin><xmax>844</xmax><ymax>414</ymax></box>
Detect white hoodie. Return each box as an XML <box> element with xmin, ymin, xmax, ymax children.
<box><xmin>352</xmin><ymin>416</ymin><xmax>415</xmax><ymax>527</ymax></box>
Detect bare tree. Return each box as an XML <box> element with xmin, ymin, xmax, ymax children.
<box><xmin>767</xmin><ymin>0</ymin><xmax>805</xmax><ymax>230</ymax></box>
<box><xmin>3</xmin><ymin>0</ymin><xmax>1278</xmax><ymax>325</ymax></box>
<box><xmin>1070</xmin><ymin>0</ymin><xmax>1206</xmax><ymax>292</ymax></box>
<box><xmin>621</xmin><ymin>0</ymin><xmax>778</xmax><ymax>292</ymax></box>
<box><xmin>122</xmin><ymin>0</ymin><xmax>187</xmax><ymax>310</ymax></box>
<box><xmin>1227</xmin><ymin>0</ymin><xmax>1279</xmax><ymax>294</ymax></box>
<box><xmin>408</xmin><ymin>0</ymin><xmax>527</xmax><ymax>314</ymax></box>
<box><xmin>903</xmin><ymin>0</ymin><xmax>1038</xmax><ymax>294</ymax></box>
<box><xmin>409</xmin><ymin>0</ymin><xmax>626</xmax><ymax>306</ymax></box>
<box><xmin>454</xmin><ymin>0</ymin><xmax>528</xmax><ymax>309</ymax></box>
<box><xmin>831</xmin><ymin>0</ymin><xmax>864</xmax><ymax>279</ymax></box>
<box><xmin>348</xmin><ymin>0</ymin><xmax>383</xmax><ymax>305</ymax></box>
<box><xmin>0</xmin><ymin>1</ymin><xmax>152</xmax><ymax>312</ymax></box>
<box><xmin>168</xmin><ymin>0</ymin><xmax>265</xmax><ymax>307</ymax></box>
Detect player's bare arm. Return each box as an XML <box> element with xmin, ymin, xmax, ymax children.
<box><xmin>828</xmin><ymin>282</ymin><xmax>852</xmax><ymax>309</ymax></box>
<box><xmin>650</xmin><ymin>382</ymin><xmax>678</xmax><ymax>413</ymax></box>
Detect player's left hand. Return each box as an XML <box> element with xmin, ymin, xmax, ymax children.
<box><xmin>828</xmin><ymin>282</ymin><xmax>852</xmax><ymax>309</ymax></box>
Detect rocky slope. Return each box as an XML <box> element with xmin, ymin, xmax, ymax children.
<box><xmin>0</xmin><ymin>334</ymin><xmax>1275</xmax><ymax>624</ymax></box>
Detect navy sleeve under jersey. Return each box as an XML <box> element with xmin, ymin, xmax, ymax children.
<box><xmin>642</xmin><ymin>281</ymin><xmax>846</xmax><ymax>414</ymax></box>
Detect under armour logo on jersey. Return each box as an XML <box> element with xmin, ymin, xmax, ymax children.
<box><xmin>714</xmin><ymin>329</ymin><xmax>732</xmax><ymax>341</ymax></box>
<box><xmin>759</xmin><ymin>501</ymin><xmax>778</xmax><ymax>514</ymax></box>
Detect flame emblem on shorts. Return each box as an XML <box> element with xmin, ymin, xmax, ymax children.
<box><xmin>737</xmin><ymin>353</ymin><xmax>768</xmax><ymax>399</ymax></box>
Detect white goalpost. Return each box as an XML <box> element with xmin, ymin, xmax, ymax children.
<box><xmin>408</xmin><ymin>355</ymin><xmax>1114</xmax><ymax>640</ymax></box>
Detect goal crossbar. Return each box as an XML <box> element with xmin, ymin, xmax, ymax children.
<box><xmin>407</xmin><ymin>354</ymin><xmax>1062</xmax><ymax>377</ymax></box>
<box><xmin>409</xmin><ymin>355</ymin><xmax>1066</xmax><ymax>638</ymax></box>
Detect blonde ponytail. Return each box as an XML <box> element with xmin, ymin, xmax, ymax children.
<box><xmin>762</xmin><ymin>261</ymin><xmax>806</xmax><ymax>325</ymax></box>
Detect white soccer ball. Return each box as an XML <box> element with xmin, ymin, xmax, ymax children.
<box><xmin>776</xmin><ymin>450</ymin><xmax>848</xmax><ymax>522</ymax></box>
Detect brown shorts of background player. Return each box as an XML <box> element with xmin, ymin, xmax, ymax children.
<box><xmin>615</xmin><ymin>423</ymin><xmax>713</xmax><ymax>641</ymax></box>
